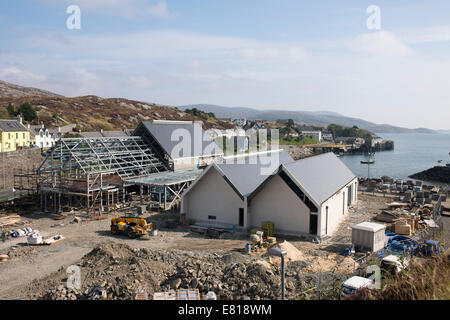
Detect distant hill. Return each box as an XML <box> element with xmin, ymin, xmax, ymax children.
<box><xmin>178</xmin><ymin>104</ymin><xmax>437</xmax><ymax>134</ymax></box>
<box><xmin>0</xmin><ymin>80</ymin><xmax>63</xmax><ymax>98</ymax></box>
<box><xmin>0</xmin><ymin>81</ymin><xmax>233</xmax><ymax>131</ymax></box>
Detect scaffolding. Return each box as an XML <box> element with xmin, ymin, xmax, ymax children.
<box><xmin>16</xmin><ymin>136</ymin><xmax>168</xmax><ymax>215</ymax></box>
<box><xmin>126</xmin><ymin>169</ymin><xmax>202</xmax><ymax>211</ymax></box>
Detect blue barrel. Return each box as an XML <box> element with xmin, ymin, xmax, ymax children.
<box><xmin>245</xmin><ymin>243</ymin><xmax>251</xmax><ymax>254</ymax></box>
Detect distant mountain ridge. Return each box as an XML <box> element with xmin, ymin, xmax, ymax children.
<box><xmin>0</xmin><ymin>80</ymin><xmax>63</xmax><ymax>98</ymax></box>
<box><xmin>0</xmin><ymin>80</ymin><xmax>442</xmax><ymax>133</ymax></box>
<box><xmin>178</xmin><ymin>104</ymin><xmax>439</xmax><ymax>134</ymax></box>
<box><xmin>0</xmin><ymin>80</ymin><xmax>233</xmax><ymax>131</ymax></box>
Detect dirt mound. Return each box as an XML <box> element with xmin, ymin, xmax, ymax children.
<box><xmin>269</xmin><ymin>241</ymin><xmax>358</xmax><ymax>274</ymax></box>
<box><xmin>276</xmin><ymin>240</ymin><xmax>307</xmax><ymax>262</ymax></box>
<box><xmin>26</xmin><ymin>242</ymin><xmax>356</xmax><ymax>300</ymax></box>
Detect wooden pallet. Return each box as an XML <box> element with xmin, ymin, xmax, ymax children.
<box><xmin>0</xmin><ymin>215</ymin><xmax>21</xmax><ymax>227</ymax></box>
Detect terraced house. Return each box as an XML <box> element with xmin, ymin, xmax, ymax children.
<box><xmin>0</xmin><ymin>117</ymin><xmax>31</xmax><ymax>152</ymax></box>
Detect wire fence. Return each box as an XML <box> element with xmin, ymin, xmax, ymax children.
<box><xmin>295</xmin><ymin>254</ymin><xmax>368</xmax><ymax>299</ymax></box>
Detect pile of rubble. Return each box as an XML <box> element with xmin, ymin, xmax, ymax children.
<box><xmin>29</xmin><ymin>243</ymin><xmax>353</xmax><ymax>300</ymax></box>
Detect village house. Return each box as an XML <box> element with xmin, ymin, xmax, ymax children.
<box><xmin>0</xmin><ymin>117</ymin><xmax>31</xmax><ymax>152</ymax></box>
<box><xmin>28</xmin><ymin>124</ymin><xmax>62</xmax><ymax>148</ymax></box>
<box><xmin>301</xmin><ymin>130</ymin><xmax>322</xmax><ymax>142</ymax></box>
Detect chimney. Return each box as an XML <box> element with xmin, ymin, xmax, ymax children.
<box><xmin>27</xmin><ymin>124</ymin><xmax>30</xmax><ymax>129</ymax></box>
<box><xmin>58</xmin><ymin>127</ymin><xmax>61</xmax><ymax>133</ymax></box>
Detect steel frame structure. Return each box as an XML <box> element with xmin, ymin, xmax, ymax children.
<box><xmin>32</xmin><ymin>136</ymin><xmax>167</xmax><ymax>215</ymax></box>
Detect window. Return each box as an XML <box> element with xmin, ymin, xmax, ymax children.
<box><xmin>16</xmin><ymin>133</ymin><xmax>18</xmax><ymax>139</ymax></box>
<box><xmin>239</xmin><ymin>208</ymin><xmax>244</xmax><ymax>226</ymax></box>
<box><xmin>208</xmin><ymin>215</ymin><xmax>216</xmax><ymax>220</ymax></box>
<box><xmin>343</xmin><ymin>192</ymin><xmax>346</xmax><ymax>215</ymax></box>
<box><xmin>23</xmin><ymin>133</ymin><xmax>25</xmax><ymax>139</ymax></box>
<box><xmin>8</xmin><ymin>133</ymin><xmax>10</xmax><ymax>139</ymax></box>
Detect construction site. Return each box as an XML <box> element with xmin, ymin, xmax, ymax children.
<box><xmin>1</xmin><ymin>120</ymin><xmax>449</xmax><ymax>300</ymax></box>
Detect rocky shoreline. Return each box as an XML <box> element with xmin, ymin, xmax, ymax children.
<box><xmin>409</xmin><ymin>166</ymin><xmax>450</xmax><ymax>184</ymax></box>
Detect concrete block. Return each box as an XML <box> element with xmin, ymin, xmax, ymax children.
<box><xmin>136</xmin><ymin>205</ymin><xmax>147</xmax><ymax>215</ymax></box>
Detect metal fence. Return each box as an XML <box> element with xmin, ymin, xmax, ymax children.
<box><xmin>295</xmin><ymin>254</ymin><xmax>368</xmax><ymax>300</ymax></box>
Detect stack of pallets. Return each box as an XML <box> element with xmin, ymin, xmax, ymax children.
<box><xmin>0</xmin><ymin>215</ymin><xmax>21</xmax><ymax>228</ymax></box>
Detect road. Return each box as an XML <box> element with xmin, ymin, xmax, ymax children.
<box><xmin>0</xmin><ymin>189</ymin><xmax>28</xmax><ymax>202</ymax></box>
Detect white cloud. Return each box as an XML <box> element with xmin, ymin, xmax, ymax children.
<box><xmin>147</xmin><ymin>0</ymin><xmax>170</xmax><ymax>18</ymax></box>
<box><xmin>63</xmin><ymin>68</ymin><xmax>101</xmax><ymax>96</ymax></box>
<box><xmin>0</xmin><ymin>67</ymin><xmax>45</xmax><ymax>82</ymax></box>
<box><xmin>240</xmin><ymin>46</ymin><xmax>308</xmax><ymax>61</ymax></box>
<box><xmin>4</xmin><ymin>28</ymin><xmax>450</xmax><ymax>129</ymax></box>
<box><xmin>399</xmin><ymin>25</ymin><xmax>450</xmax><ymax>44</ymax></box>
<box><xmin>350</xmin><ymin>31</ymin><xmax>413</xmax><ymax>57</ymax></box>
<box><xmin>38</xmin><ymin>0</ymin><xmax>172</xmax><ymax>19</ymax></box>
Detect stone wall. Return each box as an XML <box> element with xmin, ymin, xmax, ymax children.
<box><xmin>0</xmin><ymin>148</ymin><xmax>44</xmax><ymax>189</ymax></box>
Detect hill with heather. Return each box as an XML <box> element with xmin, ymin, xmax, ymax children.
<box><xmin>0</xmin><ymin>81</ymin><xmax>233</xmax><ymax>131</ymax></box>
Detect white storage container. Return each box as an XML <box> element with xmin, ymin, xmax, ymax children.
<box><xmin>352</xmin><ymin>222</ymin><xmax>386</xmax><ymax>253</ymax></box>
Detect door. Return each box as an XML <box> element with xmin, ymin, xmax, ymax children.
<box><xmin>238</xmin><ymin>208</ymin><xmax>244</xmax><ymax>227</ymax></box>
<box><xmin>347</xmin><ymin>185</ymin><xmax>353</xmax><ymax>206</ymax></box>
<box><xmin>309</xmin><ymin>214</ymin><xmax>318</xmax><ymax>235</ymax></box>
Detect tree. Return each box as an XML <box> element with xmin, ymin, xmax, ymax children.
<box><xmin>7</xmin><ymin>103</ymin><xmax>16</xmax><ymax>117</ymax></box>
<box><xmin>18</xmin><ymin>103</ymin><xmax>37</xmax><ymax>122</ymax></box>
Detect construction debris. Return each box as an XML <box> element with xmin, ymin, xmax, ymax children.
<box><xmin>44</xmin><ymin>235</ymin><xmax>65</xmax><ymax>245</ymax></box>
<box><xmin>0</xmin><ymin>215</ymin><xmax>21</xmax><ymax>228</ymax></box>
<box><xmin>28</xmin><ymin>242</ymin><xmax>354</xmax><ymax>300</ymax></box>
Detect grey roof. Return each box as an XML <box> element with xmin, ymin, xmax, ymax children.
<box><xmin>126</xmin><ymin>169</ymin><xmax>203</xmax><ymax>186</ymax></box>
<box><xmin>141</xmin><ymin>121</ymin><xmax>223</xmax><ymax>159</ymax></box>
<box><xmin>214</xmin><ymin>150</ymin><xmax>293</xmax><ymax>197</ymax></box>
<box><xmin>80</xmin><ymin>131</ymin><xmax>104</xmax><ymax>138</ymax></box>
<box><xmin>282</xmin><ymin>152</ymin><xmax>356</xmax><ymax>204</ymax></box>
<box><xmin>28</xmin><ymin>125</ymin><xmax>61</xmax><ymax>138</ymax></box>
<box><xmin>101</xmin><ymin>130</ymin><xmax>130</xmax><ymax>137</ymax></box>
<box><xmin>0</xmin><ymin>120</ymin><xmax>28</xmax><ymax>132</ymax></box>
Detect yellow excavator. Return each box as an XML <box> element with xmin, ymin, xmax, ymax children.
<box><xmin>110</xmin><ymin>215</ymin><xmax>153</xmax><ymax>239</ymax></box>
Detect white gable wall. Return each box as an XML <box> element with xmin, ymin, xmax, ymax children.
<box><xmin>249</xmin><ymin>174</ymin><xmax>311</xmax><ymax>235</ymax></box>
<box><xmin>183</xmin><ymin>167</ymin><xmax>244</xmax><ymax>227</ymax></box>
<box><xmin>319</xmin><ymin>177</ymin><xmax>358</xmax><ymax>237</ymax></box>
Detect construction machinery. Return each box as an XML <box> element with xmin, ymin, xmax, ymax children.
<box><xmin>110</xmin><ymin>215</ymin><xmax>153</xmax><ymax>239</ymax></box>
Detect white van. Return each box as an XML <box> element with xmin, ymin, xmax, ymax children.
<box><xmin>380</xmin><ymin>255</ymin><xmax>409</xmax><ymax>274</ymax></box>
<box><xmin>340</xmin><ymin>276</ymin><xmax>374</xmax><ymax>300</ymax></box>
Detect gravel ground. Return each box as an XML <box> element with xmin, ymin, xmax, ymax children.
<box><xmin>0</xmin><ymin>192</ymin><xmax>444</xmax><ymax>300</ymax></box>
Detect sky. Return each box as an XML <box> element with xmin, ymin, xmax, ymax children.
<box><xmin>0</xmin><ymin>1</ymin><xmax>450</xmax><ymax>130</ymax></box>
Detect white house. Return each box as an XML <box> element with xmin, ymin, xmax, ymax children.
<box><xmin>181</xmin><ymin>152</ymin><xmax>357</xmax><ymax>239</ymax></box>
<box><xmin>28</xmin><ymin>124</ymin><xmax>62</xmax><ymax>148</ymax></box>
<box><xmin>301</xmin><ymin>130</ymin><xmax>322</xmax><ymax>142</ymax></box>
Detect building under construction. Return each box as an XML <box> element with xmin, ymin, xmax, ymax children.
<box><xmin>14</xmin><ymin>120</ymin><xmax>223</xmax><ymax>215</ymax></box>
